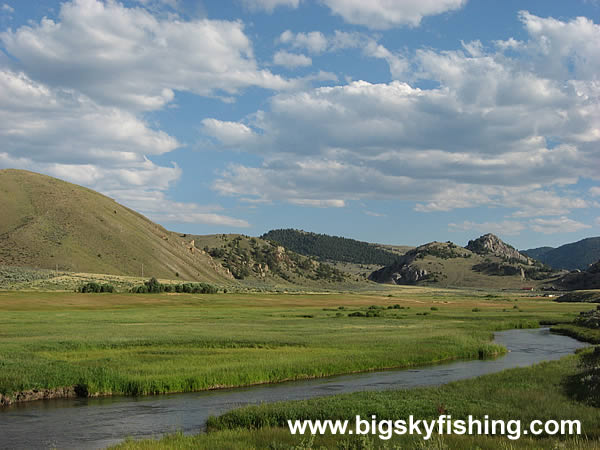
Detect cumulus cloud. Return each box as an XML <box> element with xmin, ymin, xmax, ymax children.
<box><xmin>0</xmin><ymin>70</ymin><xmax>177</xmax><ymax>167</ymax></box>
<box><xmin>2</xmin><ymin>3</ymin><xmax>13</xmax><ymax>13</ymax></box>
<box><xmin>279</xmin><ymin>30</ymin><xmax>329</xmax><ymax>54</ymax></box>
<box><xmin>529</xmin><ymin>217</ymin><xmax>591</xmax><ymax>234</ymax></box>
<box><xmin>590</xmin><ymin>187</ymin><xmax>600</xmax><ymax>197</ymax></box>
<box><xmin>0</xmin><ymin>0</ymin><xmax>292</xmax><ymax>110</ymax></box>
<box><xmin>273</xmin><ymin>50</ymin><xmax>312</xmax><ymax>68</ymax></box>
<box><xmin>206</xmin><ymin>13</ymin><xmax>600</xmax><ymax>216</ymax></box>
<box><xmin>321</xmin><ymin>0</ymin><xmax>468</xmax><ymax>29</ymax></box>
<box><xmin>0</xmin><ymin>71</ymin><xmax>249</xmax><ymax>228</ymax></box>
<box><xmin>104</xmin><ymin>189</ymin><xmax>251</xmax><ymax>227</ymax></box>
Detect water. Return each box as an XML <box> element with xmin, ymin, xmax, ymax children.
<box><xmin>0</xmin><ymin>328</ymin><xmax>589</xmax><ymax>449</ymax></box>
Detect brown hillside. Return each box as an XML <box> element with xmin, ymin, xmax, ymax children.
<box><xmin>0</xmin><ymin>169</ymin><xmax>232</xmax><ymax>283</ymax></box>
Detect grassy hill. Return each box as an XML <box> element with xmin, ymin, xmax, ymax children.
<box><xmin>260</xmin><ymin>229</ymin><xmax>406</xmax><ymax>266</ymax></box>
<box><xmin>523</xmin><ymin>237</ymin><xmax>600</xmax><ymax>270</ymax></box>
<box><xmin>369</xmin><ymin>236</ymin><xmax>558</xmax><ymax>289</ymax></box>
<box><xmin>0</xmin><ymin>169</ymin><xmax>232</xmax><ymax>283</ymax></box>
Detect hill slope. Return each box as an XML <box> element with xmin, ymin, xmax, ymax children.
<box><xmin>260</xmin><ymin>229</ymin><xmax>408</xmax><ymax>266</ymax></box>
<box><xmin>183</xmin><ymin>234</ymin><xmax>350</xmax><ymax>286</ymax></box>
<box><xmin>523</xmin><ymin>237</ymin><xmax>600</xmax><ymax>270</ymax></box>
<box><xmin>369</xmin><ymin>234</ymin><xmax>556</xmax><ymax>288</ymax></box>
<box><xmin>0</xmin><ymin>169</ymin><xmax>231</xmax><ymax>282</ymax></box>
<box><xmin>554</xmin><ymin>260</ymin><xmax>600</xmax><ymax>291</ymax></box>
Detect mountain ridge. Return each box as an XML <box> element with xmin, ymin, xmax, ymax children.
<box><xmin>523</xmin><ymin>237</ymin><xmax>600</xmax><ymax>271</ymax></box>
<box><xmin>369</xmin><ymin>235</ymin><xmax>555</xmax><ymax>288</ymax></box>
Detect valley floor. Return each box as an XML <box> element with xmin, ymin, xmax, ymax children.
<box><xmin>0</xmin><ymin>287</ymin><xmax>597</xmax><ymax>448</ymax></box>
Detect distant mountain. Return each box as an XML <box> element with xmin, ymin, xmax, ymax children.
<box><xmin>0</xmin><ymin>169</ymin><xmax>232</xmax><ymax>282</ymax></box>
<box><xmin>369</xmin><ymin>234</ymin><xmax>556</xmax><ymax>288</ymax></box>
<box><xmin>523</xmin><ymin>237</ymin><xmax>600</xmax><ymax>270</ymax></box>
<box><xmin>522</xmin><ymin>246</ymin><xmax>554</xmax><ymax>261</ymax></box>
<box><xmin>261</xmin><ymin>229</ymin><xmax>406</xmax><ymax>266</ymax></box>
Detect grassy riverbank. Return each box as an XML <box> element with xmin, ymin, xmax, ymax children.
<box><xmin>113</xmin><ymin>353</ymin><xmax>599</xmax><ymax>449</ymax></box>
<box><xmin>0</xmin><ymin>288</ymin><xmax>587</xmax><ymax>400</ymax></box>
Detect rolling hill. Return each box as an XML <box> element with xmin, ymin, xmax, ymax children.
<box><xmin>369</xmin><ymin>234</ymin><xmax>557</xmax><ymax>289</ymax></box>
<box><xmin>523</xmin><ymin>237</ymin><xmax>600</xmax><ymax>271</ymax></box>
<box><xmin>182</xmin><ymin>234</ymin><xmax>350</xmax><ymax>286</ymax></box>
<box><xmin>0</xmin><ymin>169</ymin><xmax>232</xmax><ymax>282</ymax></box>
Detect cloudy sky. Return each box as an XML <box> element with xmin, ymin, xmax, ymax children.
<box><xmin>1</xmin><ymin>0</ymin><xmax>599</xmax><ymax>249</ymax></box>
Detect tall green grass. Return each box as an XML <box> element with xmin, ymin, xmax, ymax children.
<box><xmin>113</xmin><ymin>354</ymin><xmax>600</xmax><ymax>449</ymax></box>
<box><xmin>0</xmin><ymin>290</ymin><xmax>586</xmax><ymax>398</ymax></box>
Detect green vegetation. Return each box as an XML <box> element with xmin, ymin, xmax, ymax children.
<box><xmin>368</xmin><ymin>240</ymin><xmax>557</xmax><ymax>289</ymax></box>
<box><xmin>130</xmin><ymin>277</ymin><xmax>218</xmax><ymax>294</ymax></box>
<box><xmin>524</xmin><ymin>237</ymin><xmax>600</xmax><ymax>271</ymax></box>
<box><xmin>186</xmin><ymin>233</ymin><xmax>348</xmax><ymax>285</ymax></box>
<box><xmin>261</xmin><ymin>229</ymin><xmax>401</xmax><ymax>266</ymax></box>
<box><xmin>0</xmin><ymin>288</ymin><xmax>584</xmax><ymax>400</ymax></box>
<box><xmin>113</xmin><ymin>353</ymin><xmax>600</xmax><ymax>449</ymax></box>
<box><xmin>79</xmin><ymin>282</ymin><xmax>115</xmax><ymax>293</ymax></box>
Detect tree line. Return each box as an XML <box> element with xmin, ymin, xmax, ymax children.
<box><xmin>261</xmin><ymin>229</ymin><xmax>399</xmax><ymax>266</ymax></box>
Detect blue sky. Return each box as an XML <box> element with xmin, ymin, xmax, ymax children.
<box><xmin>1</xmin><ymin>0</ymin><xmax>599</xmax><ymax>249</ymax></box>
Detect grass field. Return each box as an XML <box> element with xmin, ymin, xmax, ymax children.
<box><xmin>0</xmin><ymin>287</ymin><xmax>588</xmax><ymax>399</ymax></box>
<box><xmin>113</xmin><ymin>353</ymin><xmax>599</xmax><ymax>449</ymax></box>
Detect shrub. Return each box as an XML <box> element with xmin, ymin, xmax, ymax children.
<box><xmin>472</xmin><ymin>308</ymin><xmax>482</xmax><ymax>312</ymax></box>
<box><xmin>430</xmin><ymin>307</ymin><xmax>439</xmax><ymax>311</ymax></box>
<box><xmin>79</xmin><ymin>282</ymin><xmax>114</xmax><ymax>293</ymax></box>
<box><xmin>131</xmin><ymin>279</ymin><xmax>219</xmax><ymax>295</ymax></box>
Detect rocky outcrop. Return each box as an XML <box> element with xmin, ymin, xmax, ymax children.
<box><xmin>555</xmin><ymin>260</ymin><xmax>600</xmax><ymax>290</ymax></box>
<box><xmin>466</xmin><ymin>234</ymin><xmax>533</xmax><ymax>264</ymax></box>
<box><xmin>369</xmin><ymin>263</ymin><xmax>422</xmax><ymax>284</ymax></box>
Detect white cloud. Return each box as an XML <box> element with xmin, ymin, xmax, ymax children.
<box><xmin>590</xmin><ymin>187</ymin><xmax>600</xmax><ymax>197</ymax></box>
<box><xmin>202</xmin><ymin>118</ymin><xmax>259</xmax><ymax>148</ymax></box>
<box><xmin>207</xmin><ymin>14</ymin><xmax>600</xmax><ymax>214</ymax></box>
<box><xmin>279</xmin><ymin>30</ymin><xmax>329</xmax><ymax>54</ymax></box>
<box><xmin>277</xmin><ymin>30</ymin><xmax>408</xmax><ymax>80</ymax></box>
<box><xmin>362</xmin><ymin>41</ymin><xmax>409</xmax><ymax>79</ymax></box>
<box><xmin>273</xmin><ymin>50</ymin><xmax>312</xmax><ymax>68</ymax></box>
<box><xmin>321</xmin><ymin>0</ymin><xmax>468</xmax><ymax>29</ymax></box>
<box><xmin>2</xmin><ymin>3</ymin><xmax>13</xmax><ymax>13</ymax></box>
<box><xmin>242</xmin><ymin>0</ymin><xmax>301</xmax><ymax>12</ymax></box>
<box><xmin>289</xmin><ymin>198</ymin><xmax>345</xmax><ymax>208</ymax></box>
<box><xmin>448</xmin><ymin>220</ymin><xmax>526</xmax><ymax>236</ymax></box>
<box><xmin>1</xmin><ymin>0</ymin><xmax>292</xmax><ymax>110</ymax></box>
<box><xmin>517</xmin><ymin>11</ymin><xmax>600</xmax><ymax>81</ymax></box>
<box><xmin>0</xmin><ymin>69</ymin><xmax>249</xmax><ymax>228</ymax></box>
<box><xmin>0</xmin><ymin>70</ymin><xmax>177</xmax><ymax>166</ymax></box>
<box><xmin>529</xmin><ymin>217</ymin><xmax>591</xmax><ymax>234</ymax></box>
<box><xmin>105</xmin><ymin>189</ymin><xmax>251</xmax><ymax>227</ymax></box>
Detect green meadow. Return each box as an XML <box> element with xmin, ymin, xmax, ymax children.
<box><xmin>0</xmin><ymin>287</ymin><xmax>587</xmax><ymax>398</ymax></box>
<box><xmin>113</xmin><ymin>354</ymin><xmax>600</xmax><ymax>449</ymax></box>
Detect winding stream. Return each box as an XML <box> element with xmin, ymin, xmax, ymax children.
<box><xmin>0</xmin><ymin>328</ymin><xmax>589</xmax><ymax>449</ymax></box>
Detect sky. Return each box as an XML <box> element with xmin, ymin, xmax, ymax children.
<box><xmin>0</xmin><ymin>0</ymin><xmax>599</xmax><ymax>250</ymax></box>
